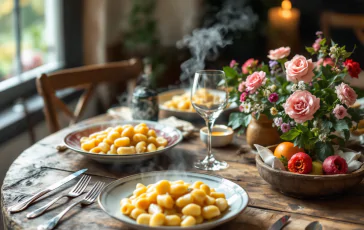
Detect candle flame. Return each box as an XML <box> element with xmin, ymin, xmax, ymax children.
<box><xmin>281</xmin><ymin>0</ymin><xmax>292</xmax><ymax>18</ymax></box>
<box><xmin>281</xmin><ymin>0</ymin><xmax>292</xmax><ymax>10</ymax></box>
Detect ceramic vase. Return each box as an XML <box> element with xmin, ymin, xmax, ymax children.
<box><xmin>246</xmin><ymin>114</ymin><xmax>280</xmax><ymax>148</ymax></box>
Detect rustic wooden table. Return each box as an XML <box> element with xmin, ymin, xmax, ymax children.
<box><xmin>2</xmin><ymin>113</ymin><xmax>364</xmax><ymax>230</ymax></box>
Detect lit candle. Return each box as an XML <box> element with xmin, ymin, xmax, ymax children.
<box><xmin>268</xmin><ymin>0</ymin><xmax>300</xmax><ymax>30</ymax></box>
<box><xmin>268</xmin><ymin>0</ymin><xmax>301</xmax><ymax>51</ymax></box>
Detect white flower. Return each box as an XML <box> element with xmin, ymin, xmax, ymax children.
<box><xmin>274</xmin><ymin>117</ymin><xmax>283</xmax><ymax>126</ymax></box>
<box><xmin>298</xmin><ymin>81</ymin><xmax>306</xmax><ymax>90</ymax></box>
<box><xmin>270</xmin><ymin>107</ymin><xmax>278</xmax><ymax>115</ymax></box>
<box><xmin>332</xmin><ymin>66</ymin><xmax>340</xmax><ymax>73</ymax></box>
<box><xmin>269</xmin><ymin>84</ymin><xmax>277</xmax><ymax>92</ymax></box>
<box><xmin>319</xmin><ymin>133</ymin><xmax>327</xmax><ymax>142</ymax></box>
<box><xmin>290</xmin><ymin>121</ymin><xmax>295</xmax><ymax>126</ymax></box>
<box><xmin>313</xmin><ymin>120</ymin><xmax>318</xmax><ymax>127</ymax></box>
<box><xmin>330</xmin><ymin>53</ymin><xmax>336</xmax><ymax>59</ymax></box>
<box><xmin>242</xmin><ymin>102</ymin><xmax>251</xmax><ymax>113</ymax></box>
<box><xmin>259</xmin><ymin>104</ymin><xmax>265</xmax><ymax>112</ymax></box>
<box><xmin>291</xmin><ymin>84</ymin><xmax>298</xmax><ymax>92</ymax></box>
<box><xmin>330</xmin><ymin>46</ymin><xmax>337</xmax><ymax>53</ymax></box>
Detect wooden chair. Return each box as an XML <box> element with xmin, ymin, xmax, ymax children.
<box><xmin>36</xmin><ymin>58</ymin><xmax>142</xmax><ymax>133</ymax></box>
<box><xmin>321</xmin><ymin>12</ymin><xmax>364</xmax><ymax>45</ymax></box>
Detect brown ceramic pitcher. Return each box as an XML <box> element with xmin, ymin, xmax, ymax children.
<box><xmin>246</xmin><ymin>114</ymin><xmax>280</xmax><ymax>148</ymax></box>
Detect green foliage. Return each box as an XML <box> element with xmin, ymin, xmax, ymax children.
<box><xmin>279</xmin><ymin>155</ymin><xmax>288</xmax><ymax>167</ymax></box>
<box><xmin>320</xmin><ymin>65</ymin><xmax>334</xmax><ymax>79</ymax></box>
<box><xmin>228</xmin><ymin>113</ymin><xmax>251</xmax><ymax>130</ymax></box>
<box><xmin>315</xmin><ymin>142</ymin><xmax>334</xmax><ymax>161</ymax></box>
<box><xmin>124</xmin><ymin>0</ymin><xmax>159</xmax><ymax>51</ymax></box>
<box><xmin>223</xmin><ymin>66</ymin><xmax>240</xmax><ymax>86</ymax></box>
<box><xmin>305</xmin><ymin>46</ymin><xmax>315</xmax><ymax>55</ymax></box>
<box><xmin>334</xmin><ymin>120</ymin><xmax>349</xmax><ymax>131</ymax></box>
<box><xmin>280</xmin><ymin>128</ymin><xmax>301</xmax><ymax>141</ymax></box>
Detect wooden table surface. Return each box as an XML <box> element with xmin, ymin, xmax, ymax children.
<box><xmin>2</xmin><ymin>113</ymin><xmax>364</xmax><ymax>230</ymax></box>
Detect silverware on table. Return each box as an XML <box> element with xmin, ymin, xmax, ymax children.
<box><xmin>38</xmin><ymin>181</ymin><xmax>105</xmax><ymax>230</ymax></box>
<box><xmin>26</xmin><ymin>175</ymin><xmax>91</xmax><ymax>219</ymax></box>
<box><xmin>8</xmin><ymin>168</ymin><xmax>88</xmax><ymax>213</ymax></box>
<box><xmin>305</xmin><ymin>221</ymin><xmax>323</xmax><ymax>230</ymax></box>
<box><xmin>268</xmin><ymin>215</ymin><xmax>291</xmax><ymax>230</ymax></box>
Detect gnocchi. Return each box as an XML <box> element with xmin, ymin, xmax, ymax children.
<box><xmin>80</xmin><ymin>123</ymin><xmax>168</xmax><ymax>155</ymax></box>
<box><xmin>120</xmin><ymin>180</ymin><xmax>229</xmax><ymax>227</ymax></box>
<box><xmin>162</xmin><ymin>89</ymin><xmax>227</xmax><ymax>112</ymax></box>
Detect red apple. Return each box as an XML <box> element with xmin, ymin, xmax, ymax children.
<box><xmin>322</xmin><ymin>156</ymin><xmax>348</xmax><ymax>175</ymax></box>
<box><xmin>288</xmin><ymin>152</ymin><xmax>312</xmax><ymax>174</ymax></box>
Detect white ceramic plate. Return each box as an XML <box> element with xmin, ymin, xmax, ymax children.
<box><xmin>158</xmin><ymin>89</ymin><xmax>238</xmax><ymax>121</ymax></box>
<box><xmin>64</xmin><ymin>120</ymin><xmax>183</xmax><ymax>164</ymax></box>
<box><xmin>98</xmin><ymin>171</ymin><xmax>249</xmax><ymax>230</ymax></box>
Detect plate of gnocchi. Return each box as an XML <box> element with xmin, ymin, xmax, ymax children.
<box><xmin>98</xmin><ymin>171</ymin><xmax>249</xmax><ymax>229</ymax></box>
<box><xmin>158</xmin><ymin>89</ymin><xmax>238</xmax><ymax>121</ymax></box>
<box><xmin>64</xmin><ymin>120</ymin><xmax>183</xmax><ymax>164</ymax></box>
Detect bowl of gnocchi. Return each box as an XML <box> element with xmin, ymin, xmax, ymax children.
<box><xmin>98</xmin><ymin>171</ymin><xmax>249</xmax><ymax>230</ymax></box>
<box><xmin>64</xmin><ymin>120</ymin><xmax>183</xmax><ymax>164</ymax></box>
<box><xmin>158</xmin><ymin>89</ymin><xmax>238</xmax><ymax>121</ymax></box>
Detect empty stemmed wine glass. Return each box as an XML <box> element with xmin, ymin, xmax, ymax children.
<box><xmin>191</xmin><ymin>70</ymin><xmax>229</xmax><ymax>171</ymax></box>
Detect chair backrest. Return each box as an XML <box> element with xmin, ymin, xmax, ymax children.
<box><xmin>321</xmin><ymin>12</ymin><xmax>364</xmax><ymax>45</ymax></box>
<box><xmin>36</xmin><ymin>58</ymin><xmax>142</xmax><ymax>133</ymax></box>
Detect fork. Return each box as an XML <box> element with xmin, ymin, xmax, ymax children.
<box><xmin>37</xmin><ymin>181</ymin><xmax>105</xmax><ymax>230</ymax></box>
<box><xmin>27</xmin><ymin>175</ymin><xmax>91</xmax><ymax>219</ymax></box>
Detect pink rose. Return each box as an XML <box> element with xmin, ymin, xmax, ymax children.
<box><xmin>284</xmin><ymin>90</ymin><xmax>320</xmax><ymax>123</ymax></box>
<box><xmin>242</xmin><ymin>58</ymin><xmax>258</xmax><ymax>74</ymax></box>
<box><xmin>312</xmin><ymin>42</ymin><xmax>320</xmax><ymax>52</ymax></box>
<box><xmin>333</xmin><ymin>104</ymin><xmax>348</xmax><ymax>120</ymax></box>
<box><xmin>316</xmin><ymin>58</ymin><xmax>335</xmax><ymax>68</ymax></box>
<box><xmin>240</xmin><ymin>92</ymin><xmax>248</xmax><ymax>102</ymax></box>
<box><xmin>238</xmin><ymin>81</ymin><xmax>245</xmax><ymax>92</ymax></box>
<box><xmin>230</xmin><ymin>60</ymin><xmax>237</xmax><ymax>68</ymax></box>
<box><xmin>267</xmin><ymin>47</ymin><xmax>291</xmax><ymax>60</ymax></box>
<box><xmin>245</xmin><ymin>71</ymin><xmax>266</xmax><ymax>93</ymax></box>
<box><xmin>312</xmin><ymin>38</ymin><xmax>322</xmax><ymax>52</ymax></box>
<box><xmin>285</xmin><ymin>55</ymin><xmax>315</xmax><ymax>83</ymax></box>
<box><xmin>335</xmin><ymin>83</ymin><xmax>358</xmax><ymax>107</ymax></box>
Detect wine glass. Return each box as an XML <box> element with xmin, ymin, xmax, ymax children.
<box><xmin>191</xmin><ymin>70</ymin><xmax>229</xmax><ymax>171</ymax></box>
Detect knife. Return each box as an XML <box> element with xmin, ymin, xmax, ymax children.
<box><xmin>8</xmin><ymin>168</ymin><xmax>87</xmax><ymax>213</ymax></box>
<box><xmin>268</xmin><ymin>215</ymin><xmax>290</xmax><ymax>230</ymax></box>
<box><xmin>305</xmin><ymin>221</ymin><xmax>322</xmax><ymax>230</ymax></box>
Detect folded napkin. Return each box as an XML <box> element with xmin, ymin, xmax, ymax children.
<box><xmin>255</xmin><ymin>144</ymin><xmax>286</xmax><ymax>171</ymax></box>
<box><xmin>333</xmin><ymin>145</ymin><xmax>363</xmax><ymax>173</ymax></box>
<box><xmin>159</xmin><ymin>116</ymin><xmax>195</xmax><ymax>138</ymax></box>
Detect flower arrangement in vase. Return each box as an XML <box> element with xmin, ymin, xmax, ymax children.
<box><xmin>225</xmin><ymin>32</ymin><xmax>364</xmax><ymax>175</ymax></box>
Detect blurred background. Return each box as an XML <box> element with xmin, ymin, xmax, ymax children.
<box><xmin>0</xmin><ymin>0</ymin><xmax>364</xmax><ymax>226</ymax></box>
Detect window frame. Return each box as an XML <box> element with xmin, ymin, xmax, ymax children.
<box><xmin>0</xmin><ymin>0</ymin><xmax>83</xmax><ymax>110</ymax></box>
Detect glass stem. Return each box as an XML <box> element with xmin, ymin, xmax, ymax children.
<box><xmin>206</xmin><ymin>119</ymin><xmax>215</xmax><ymax>163</ymax></box>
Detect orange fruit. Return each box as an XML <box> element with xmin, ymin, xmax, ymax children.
<box><xmin>274</xmin><ymin>142</ymin><xmax>304</xmax><ymax>161</ymax></box>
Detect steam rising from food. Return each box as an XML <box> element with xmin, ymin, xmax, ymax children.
<box><xmin>177</xmin><ymin>0</ymin><xmax>258</xmax><ymax>83</ymax></box>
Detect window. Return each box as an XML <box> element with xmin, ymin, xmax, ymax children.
<box><xmin>0</xmin><ymin>0</ymin><xmax>63</xmax><ymax>95</ymax></box>
<box><xmin>0</xmin><ymin>0</ymin><xmax>82</xmax><ymax>143</ymax></box>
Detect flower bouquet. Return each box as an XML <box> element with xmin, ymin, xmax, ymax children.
<box><xmin>224</xmin><ymin>32</ymin><xmax>364</xmax><ymax>177</ymax></box>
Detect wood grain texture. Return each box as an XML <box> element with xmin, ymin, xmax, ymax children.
<box><xmin>256</xmin><ymin>154</ymin><xmax>364</xmax><ymax>198</ymax></box>
<box><xmin>2</xmin><ymin>113</ymin><xmax>364</xmax><ymax>230</ymax></box>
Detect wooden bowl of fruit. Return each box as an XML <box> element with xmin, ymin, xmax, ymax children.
<box><xmin>255</xmin><ymin>143</ymin><xmax>364</xmax><ymax>198</ymax></box>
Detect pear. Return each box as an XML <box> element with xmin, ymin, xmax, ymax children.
<box><xmin>310</xmin><ymin>161</ymin><xmax>323</xmax><ymax>175</ymax></box>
